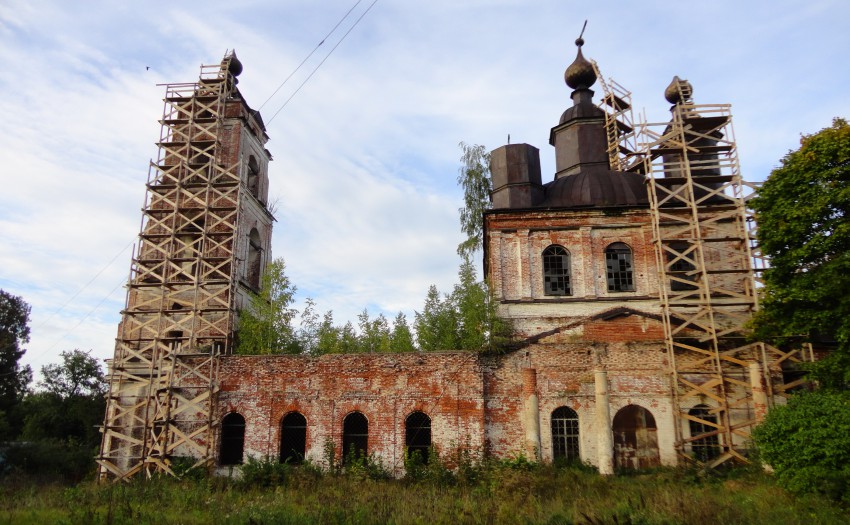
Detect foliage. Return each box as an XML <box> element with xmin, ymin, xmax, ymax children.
<box><xmin>0</xmin><ymin>290</ymin><xmax>33</xmax><ymax>439</ymax></box>
<box><xmin>235</xmin><ymin>258</ymin><xmax>300</xmax><ymax>354</ymax></box>
<box><xmin>4</xmin><ymin>464</ymin><xmax>849</xmax><ymax>524</ymax></box>
<box><xmin>21</xmin><ymin>350</ymin><xmax>106</xmax><ymax>447</ymax></box>
<box><xmin>752</xmin><ymin>390</ymin><xmax>850</xmax><ymax>501</ymax></box>
<box><xmin>414</xmin><ymin>260</ymin><xmax>510</xmax><ymax>352</ymax></box>
<box><xmin>749</xmin><ymin>118</ymin><xmax>850</xmax><ymax>388</ymax></box>
<box><xmin>239</xmin><ymin>456</ymin><xmax>292</xmax><ymax>488</ymax></box>
<box><xmin>457</xmin><ymin>142</ymin><xmax>492</xmax><ymax>259</ymax></box>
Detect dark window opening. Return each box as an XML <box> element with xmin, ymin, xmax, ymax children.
<box><xmin>668</xmin><ymin>242</ymin><xmax>698</xmax><ymax>292</ymax></box>
<box><xmin>551</xmin><ymin>406</ymin><xmax>580</xmax><ymax>463</ymax></box>
<box><xmin>688</xmin><ymin>405</ymin><xmax>721</xmax><ymax>463</ymax></box>
<box><xmin>247</xmin><ymin>156</ymin><xmax>260</xmax><ymax>198</ymax></box>
<box><xmin>405</xmin><ymin>411</ymin><xmax>432</xmax><ymax>464</ymax></box>
<box><xmin>543</xmin><ymin>245</ymin><xmax>571</xmax><ymax>296</ymax></box>
<box><xmin>220</xmin><ymin>412</ymin><xmax>246</xmax><ymax>465</ymax></box>
<box><xmin>280</xmin><ymin>412</ymin><xmax>307</xmax><ymax>464</ymax></box>
<box><xmin>247</xmin><ymin>228</ymin><xmax>262</xmax><ymax>289</ymax></box>
<box><xmin>342</xmin><ymin>411</ymin><xmax>368</xmax><ymax>464</ymax></box>
<box><xmin>605</xmin><ymin>242</ymin><xmax>634</xmax><ymax>292</ymax></box>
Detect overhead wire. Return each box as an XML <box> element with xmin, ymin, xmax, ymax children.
<box><xmin>258</xmin><ymin>0</ymin><xmax>364</xmax><ymax>111</ymax></box>
<box><xmin>267</xmin><ymin>0</ymin><xmax>379</xmax><ymax>124</ymax></box>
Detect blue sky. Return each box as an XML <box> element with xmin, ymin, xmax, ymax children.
<box><xmin>1</xmin><ymin>0</ymin><xmax>848</xmax><ymax>377</ymax></box>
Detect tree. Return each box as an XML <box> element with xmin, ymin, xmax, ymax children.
<box><xmin>457</xmin><ymin>142</ymin><xmax>492</xmax><ymax>259</ymax></box>
<box><xmin>0</xmin><ymin>290</ymin><xmax>33</xmax><ymax>439</ymax></box>
<box><xmin>22</xmin><ymin>349</ymin><xmax>106</xmax><ymax>445</ymax></box>
<box><xmin>749</xmin><ymin>118</ymin><xmax>850</xmax><ymax>388</ymax></box>
<box><xmin>752</xmin><ymin>390</ymin><xmax>850</xmax><ymax>501</ymax></box>
<box><xmin>389</xmin><ymin>312</ymin><xmax>415</xmax><ymax>353</ymax></box>
<box><xmin>414</xmin><ymin>285</ymin><xmax>459</xmax><ymax>351</ymax></box>
<box><xmin>235</xmin><ymin>258</ymin><xmax>300</xmax><ymax>354</ymax></box>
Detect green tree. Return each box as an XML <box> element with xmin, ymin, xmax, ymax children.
<box><xmin>752</xmin><ymin>390</ymin><xmax>850</xmax><ymax>501</ymax></box>
<box><xmin>235</xmin><ymin>258</ymin><xmax>300</xmax><ymax>354</ymax></box>
<box><xmin>389</xmin><ymin>312</ymin><xmax>415</xmax><ymax>353</ymax></box>
<box><xmin>414</xmin><ymin>285</ymin><xmax>459</xmax><ymax>351</ymax></box>
<box><xmin>21</xmin><ymin>349</ymin><xmax>106</xmax><ymax>446</ymax></box>
<box><xmin>457</xmin><ymin>142</ymin><xmax>492</xmax><ymax>259</ymax></box>
<box><xmin>749</xmin><ymin>118</ymin><xmax>850</xmax><ymax>388</ymax></box>
<box><xmin>0</xmin><ymin>290</ymin><xmax>33</xmax><ymax>440</ymax></box>
<box><xmin>451</xmin><ymin>259</ymin><xmax>509</xmax><ymax>352</ymax></box>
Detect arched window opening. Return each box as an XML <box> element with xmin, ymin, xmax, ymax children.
<box><xmin>247</xmin><ymin>156</ymin><xmax>260</xmax><ymax>198</ymax></box>
<box><xmin>612</xmin><ymin>405</ymin><xmax>659</xmax><ymax>469</ymax></box>
<box><xmin>247</xmin><ymin>228</ymin><xmax>262</xmax><ymax>290</ymax></box>
<box><xmin>605</xmin><ymin>242</ymin><xmax>634</xmax><ymax>292</ymax></box>
<box><xmin>688</xmin><ymin>405</ymin><xmax>721</xmax><ymax>462</ymax></box>
<box><xmin>668</xmin><ymin>242</ymin><xmax>698</xmax><ymax>292</ymax></box>
<box><xmin>342</xmin><ymin>411</ymin><xmax>368</xmax><ymax>464</ymax></box>
<box><xmin>220</xmin><ymin>412</ymin><xmax>246</xmax><ymax>465</ymax></box>
<box><xmin>405</xmin><ymin>411</ymin><xmax>432</xmax><ymax>464</ymax></box>
<box><xmin>280</xmin><ymin>412</ymin><xmax>307</xmax><ymax>464</ymax></box>
<box><xmin>543</xmin><ymin>245</ymin><xmax>571</xmax><ymax>296</ymax></box>
<box><xmin>551</xmin><ymin>406</ymin><xmax>580</xmax><ymax>463</ymax></box>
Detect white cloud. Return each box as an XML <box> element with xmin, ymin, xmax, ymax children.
<box><xmin>1</xmin><ymin>0</ymin><xmax>849</xmax><ymax>376</ymax></box>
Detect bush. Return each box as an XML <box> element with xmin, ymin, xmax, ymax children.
<box><xmin>752</xmin><ymin>390</ymin><xmax>850</xmax><ymax>501</ymax></box>
<box><xmin>239</xmin><ymin>456</ymin><xmax>291</xmax><ymax>487</ymax></box>
<box><xmin>1</xmin><ymin>440</ymin><xmax>97</xmax><ymax>483</ymax></box>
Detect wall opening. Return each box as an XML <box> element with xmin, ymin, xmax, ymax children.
<box><xmin>220</xmin><ymin>412</ymin><xmax>246</xmax><ymax>465</ymax></box>
<box><xmin>280</xmin><ymin>411</ymin><xmax>307</xmax><ymax>464</ymax></box>
<box><xmin>551</xmin><ymin>406</ymin><xmax>580</xmax><ymax>463</ymax></box>
<box><xmin>688</xmin><ymin>405</ymin><xmax>721</xmax><ymax>463</ymax></box>
<box><xmin>543</xmin><ymin>245</ymin><xmax>571</xmax><ymax>296</ymax></box>
<box><xmin>247</xmin><ymin>228</ymin><xmax>262</xmax><ymax>290</ymax></box>
<box><xmin>605</xmin><ymin>242</ymin><xmax>634</xmax><ymax>292</ymax></box>
<box><xmin>612</xmin><ymin>405</ymin><xmax>659</xmax><ymax>469</ymax></box>
<box><xmin>247</xmin><ymin>156</ymin><xmax>260</xmax><ymax>199</ymax></box>
<box><xmin>405</xmin><ymin>411</ymin><xmax>431</xmax><ymax>464</ymax></box>
<box><xmin>342</xmin><ymin>411</ymin><xmax>368</xmax><ymax>464</ymax></box>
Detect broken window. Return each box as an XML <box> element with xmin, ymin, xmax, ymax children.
<box><xmin>342</xmin><ymin>411</ymin><xmax>368</xmax><ymax>463</ymax></box>
<box><xmin>247</xmin><ymin>228</ymin><xmax>262</xmax><ymax>289</ymax></box>
<box><xmin>668</xmin><ymin>242</ymin><xmax>698</xmax><ymax>292</ymax></box>
<box><xmin>605</xmin><ymin>242</ymin><xmax>634</xmax><ymax>292</ymax></box>
<box><xmin>247</xmin><ymin>156</ymin><xmax>260</xmax><ymax>198</ymax></box>
<box><xmin>405</xmin><ymin>411</ymin><xmax>432</xmax><ymax>464</ymax></box>
<box><xmin>551</xmin><ymin>406</ymin><xmax>580</xmax><ymax>463</ymax></box>
<box><xmin>280</xmin><ymin>411</ymin><xmax>307</xmax><ymax>464</ymax></box>
<box><xmin>220</xmin><ymin>412</ymin><xmax>246</xmax><ymax>465</ymax></box>
<box><xmin>543</xmin><ymin>245</ymin><xmax>571</xmax><ymax>296</ymax></box>
<box><xmin>688</xmin><ymin>405</ymin><xmax>721</xmax><ymax>462</ymax></box>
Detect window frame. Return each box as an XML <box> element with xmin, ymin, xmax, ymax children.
<box><xmin>542</xmin><ymin>245</ymin><xmax>572</xmax><ymax>296</ymax></box>
<box><xmin>605</xmin><ymin>242</ymin><xmax>635</xmax><ymax>292</ymax></box>
<box><xmin>551</xmin><ymin>406</ymin><xmax>580</xmax><ymax>463</ymax></box>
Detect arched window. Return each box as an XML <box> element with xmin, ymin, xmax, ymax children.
<box><xmin>280</xmin><ymin>412</ymin><xmax>307</xmax><ymax>464</ymax></box>
<box><xmin>405</xmin><ymin>411</ymin><xmax>432</xmax><ymax>464</ymax></box>
<box><xmin>688</xmin><ymin>405</ymin><xmax>720</xmax><ymax>462</ymax></box>
<box><xmin>247</xmin><ymin>156</ymin><xmax>260</xmax><ymax>198</ymax></box>
<box><xmin>605</xmin><ymin>242</ymin><xmax>634</xmax><ymax>292</ymax></box>
<box><xmin>668</xmin><ymin>242</ymin><xmax>697</xmax><ymax>292</ymax></box>
<box><xmin>612</xmin><ymin>405</ymin><xmax>659</xmax><ymax>469</ymax></box>
<box><xmin>543</xmin><ymin>245</ymin><xmax>571</xmax><ymax>296</ymax></box>
<box><xmin>220</xmin><ymin>412</ymin><xmax>246</xmax><ymax>465</ymax></box>
<box><xmin>342</xmin><ymin>411</ymin><xmax>368</xmax><ymax>463</ymax></box>
<box><xmin>551</xmin><ymin>407</ymin><xmax>580</xmax><ymax>463</ymax></box>
<box><xmin>247</xmin><ymin>228</ymin><xmax>262</xmax><ymax>289</ymax></box>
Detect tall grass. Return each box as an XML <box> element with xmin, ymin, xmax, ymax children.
<box><xmin>1</xmin><ymin>461</ymin><xmax>847</xmax><ymax>524</ymax></box>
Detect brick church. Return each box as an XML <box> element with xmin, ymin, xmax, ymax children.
<box><xmin>99</xmin><ymin>42</ymin><xmax>793</xmax><ymax>480</ymax></box>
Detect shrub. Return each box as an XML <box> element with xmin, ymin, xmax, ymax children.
<box><xmin>752</xmin><ymin>390</ymin><xmax>850</xmax><ymax>501</ymax></box>
<box><xmin>239</xmin><ymin>456</ymin><xmax>291</xmax><ymax>488</ymax></box>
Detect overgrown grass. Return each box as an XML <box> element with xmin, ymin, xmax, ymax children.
<box><xmin>1</xmin><ymin>462</ymin><xmax>847</xmax><ymax>524</ymax></box>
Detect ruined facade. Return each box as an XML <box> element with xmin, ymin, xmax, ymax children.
<box><xmin>100</xmin><ymin>45</ymin><xmax>808</xmax><ymax>480</ymax></box>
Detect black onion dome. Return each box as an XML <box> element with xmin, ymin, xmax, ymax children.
<box><xmin>564</xmin><ymin>38</ymin><xmax>597</xmax><ymax>90</ymax></box>
<box><xmin>664</xmin><ymin>76</ymin><xmax>692</xmax><ymax>104</ymax></box>
<box><xmin>228</xmin><ymin>52</ymin><xmax>243</xmax><ymax>77</ymax></box>
<box><xmin>540</xmin><ymin>170</ymin><xmax>648</xmax><ymax>208</ymax></box>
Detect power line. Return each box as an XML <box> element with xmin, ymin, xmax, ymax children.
<box><xmin>258</xmin><ymin>0</ymin><xmax>364</xmax><ymax>111</ymax></box>
<box><xmin>267</xmin><ymin>0</ymin><xmax>379</xmax><ymax>125</ymax></box>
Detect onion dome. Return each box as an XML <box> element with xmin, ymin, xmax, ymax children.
<box><xmin>664</xmin><ymin>76</ymin><xmax>693</xmax><ymax>104</ymax></box>
<box><xmin>227</xmin><ymin>52</ymin><xmax>243</xmax><ymax>77</ymax></box>
<box><xmin>540</xmin><ymin>169</ymin><xmax>648</xmax><ymax>208</ymax></box>
<box><xmin>564</xmin><ymin>37</ymin><xmax>597</xmax><ymax>90</ymax></box>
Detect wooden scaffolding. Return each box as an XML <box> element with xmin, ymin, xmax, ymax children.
<box><xmin>593</xmin><ymin>71</ymin><xmax>812</xmax><ymax>465</ymax></box>
<box><xmin>98</xmin><ymin>54</ymin><xmax>244</xmax><ymax>480</ymax></box>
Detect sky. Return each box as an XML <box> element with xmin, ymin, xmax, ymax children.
<box><xmin>1</xmin><ymin>0</ymin><xmax>849</xmax><ymax>379</ymax></box>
